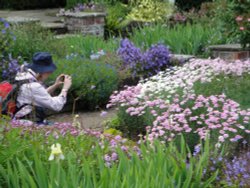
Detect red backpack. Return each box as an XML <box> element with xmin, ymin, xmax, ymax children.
<box><xmin>0</xmin><ymin>80</ymin><xmax>33</xmax><ymax>116</ymax></box>
<box><xmin>0</xmin><ymin>81</ymin><xmax>18</xmax><ymax>116</ymax></box>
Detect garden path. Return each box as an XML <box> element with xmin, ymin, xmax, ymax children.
<box><xmin>48</xmin><ymin>109</ymin><xmax>116</xmax><ymax>130</ymax></box>
<box><xmin>0</xmin><ymin>9</ymin><xmax>64</xmax><ymax>29</ymax></box>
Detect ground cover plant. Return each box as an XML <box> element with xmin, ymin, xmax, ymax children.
<box><xmin>106</xmin><ymin>59</ymin><xmax>250</xmax><ymax>148</ymax></box>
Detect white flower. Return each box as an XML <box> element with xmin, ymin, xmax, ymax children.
<box><xmin>49</xmin><ymin>143</ymin><xmax>65</xmax><ymax>161</ymax></box>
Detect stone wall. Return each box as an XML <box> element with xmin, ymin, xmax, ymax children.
<box><xmin>209</xmin><ymin>44</ymin><xmax>250</xmax><ymax>62</ymax></box>
<box><xmin>64</xmin><ymin>12</ymin><xmax>106</xmax><ymax>37</ymax></box>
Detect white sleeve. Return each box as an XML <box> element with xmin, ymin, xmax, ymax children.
<box><xmin>31</xmin><ymin>83</ymin><xmax>66</xmax><ymax>112</ymax></box>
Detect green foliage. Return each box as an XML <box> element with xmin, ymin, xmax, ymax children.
<box><xmin>114</xmin><ymin>107</ymin><xmax>155</xmax><ymax>139</ymax></box>
<box><xmin>126</xmin><ymin>0</ymin><xmax>174</xmax><ymax>23</ymax></box>
<box><xmin>9</xmin><ymin>24</ymin><xmax>63</xmax><ymax>60</ymax></box>
<box><xmin>130</xmin><ymin>23</ymin><xmax>224</xmax><ymax>56</ymax></box>
<box><xmin>0</xmin><ymin>128</ymin><xmax>218</xmax><ymax>187</ymax></box>
<box><xmin>0</xmin><ymin>19</ymin><xmax>15</xmax><ymax>57</ymax></box>
<box><xmin>50</xmin><ymin>57</ymin><xmax>119</xmax><ymax>109</ymax></box>
<box><xmin>213</xmin><ymin>0</ymin><xmax>250</xmax><ymax>48</ymax></box>
<box><xmin>105</xmin><ymin>3</ymin><xmax>130</xmax><ymax>36</ymax></box>
<box><xmin>194</xmin><ymin>73</ymin><xmax>250</xmax><ymax>110</ymax></box>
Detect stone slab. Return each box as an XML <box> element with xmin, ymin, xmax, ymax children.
<box><xmin>41</xmin><ymin>22</ymin><xmax>66</xmax><ymax>29</ymax></box>
<box><xmin>209</xmin><ymin>44</ymin><xmax>249</xmax><ymax>51</ymax></box>
<box><xmin>63</xmin><ymin>12</ymin><xmax>106</xmax><ymax>18</ymax></box>
<box><xmin>5</xmin><ymin>16</ymin><xmax>40</xmax><ymax>24</ymax></box>
<box><xmin>171</xmin><ymin>54</ymin><xmax>195</xmax><ymax>62</ymax></box>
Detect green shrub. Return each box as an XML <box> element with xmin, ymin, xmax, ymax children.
<box><xmin>9</xmin><ymin>24</ymin><xmax>64</xmax><ymax>60</ymax></box>
<box><xmin>50</xmin><ymin>57</ymin><xmax>119</xmax><ymax>110</ymax></box>
<box><xmin>130</xmin><ymin>23</ymin><xmax>224</xmax><ymax>56</ymax></box>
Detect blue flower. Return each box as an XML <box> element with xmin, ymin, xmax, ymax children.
<box><xmin>4</xmin><ymin>22</ymin><xmax>10</xmax><ymax>28</ymax></box>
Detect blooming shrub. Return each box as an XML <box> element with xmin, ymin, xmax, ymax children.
<box><xmin>117</xmin><ymin>38</ymin><xmax>171</xmax><ymax>77</ymax></box>
<box><xmin>107</xmin><ymin>58</ymin><xmax>250</xmax><ymax>147</ymax></box>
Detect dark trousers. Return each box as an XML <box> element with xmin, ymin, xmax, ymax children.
<box><xmin>19</xmin><ymin>106</ymin><xmax>47</xmax><ymax>125</ymax></box>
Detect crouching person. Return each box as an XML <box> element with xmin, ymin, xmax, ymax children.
<box><xmin>14</xmin><ymin>52</ymin><xmax>72</xmax><ymax>125</ymax></box>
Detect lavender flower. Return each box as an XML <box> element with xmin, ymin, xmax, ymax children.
<box><xmin>143</xmin><ymin>43</ymin><xmax>171</xmax><ymax>75</ymax></box>
<box><xmin>117</xmin><ymin>39</ymin><xmax>171</xmax><ymax>77</ymax></box>
<box><xmin>193</xmin><ymin>144</ymin><xmax>201</xmax><ymax>156</ymax></box>
<box><xmin>1</xmin><ymin>55</ymin><xmax>20</xmax><ymax>80</ymax></box>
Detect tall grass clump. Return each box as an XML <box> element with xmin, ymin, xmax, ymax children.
<box><xmin>9</xmin><ymin>24</ymin><xmax>63</xmax><ymax>60</ymax></box>
<box><xmin>58</xmin><ymin>35</ymin><xmax>120</xmax><ymax>58</ymax></box>
<box><xmin>130</xmin><ymin>23</ymin><xmax>224</xmax><ymax>56</ymax></box>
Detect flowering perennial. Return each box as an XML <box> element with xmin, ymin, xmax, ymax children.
<box><xmin>107</xmin><ymin>58</ymin><xmax>250</xmax><ymax>145</ymax></box>
<box><xmin>117</xmin><ymin>39</ymin><xmax>171</xmax><ymax>77</ymax></box>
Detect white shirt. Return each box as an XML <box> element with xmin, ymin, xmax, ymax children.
<box><xmin>15</xmin><ymin>69</ymin><xmax>66</xmax><ymax>118</ymax></box>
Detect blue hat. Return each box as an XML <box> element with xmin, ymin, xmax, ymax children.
<box><xmin>27</xmin><ymin>52</ymin><xmax>57</xmax><ymax>73</ymax></box>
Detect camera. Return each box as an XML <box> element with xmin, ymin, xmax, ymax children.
<box><xmin>60</xmin><ymin>75</ymin><xmax>65</xmax><ymax>82</ymax></box>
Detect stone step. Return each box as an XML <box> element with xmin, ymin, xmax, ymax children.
<box><xmin>41</xmin><ymin>22</ymin><xmax>67</xmax><ymax>34</ymax></box>
<box><xmin>54</xmin><ymin>33</ymin><xmax>81</xmax><ymax>39</ymax></box>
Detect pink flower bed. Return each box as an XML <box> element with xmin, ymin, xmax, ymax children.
<box><xmin>107</xmin><ymin>58</ymin><xmax>250</xmax><ymax>145</ymax></box>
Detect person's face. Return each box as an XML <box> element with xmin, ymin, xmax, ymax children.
<box><xmin>39</xmin><ymin>72</ymin><xmax>53</xmax><ymax>82</ymax></box>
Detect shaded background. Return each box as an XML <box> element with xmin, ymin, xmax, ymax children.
<box><xmin>0</xmin><ymin>0</ymin><xmax>212</xmax><ymax>10</ymax></box>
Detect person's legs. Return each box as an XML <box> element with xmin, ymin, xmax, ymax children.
<box><xmin>19</xmin><ymin>106</ymin><xmax>53</xmax><ymax>125</ymax></box>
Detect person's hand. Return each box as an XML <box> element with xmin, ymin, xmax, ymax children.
<box><xmin>62</xmin><ymin>75</ymin><xmax>72</xmax><ymax>91</ymax></box>
<box><xmin>55</xmin><ymin>74</ymin><xmax>65</xmax><ymax>87</ymax></box>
